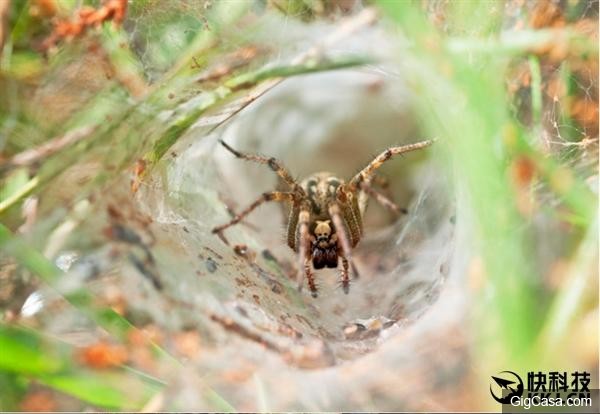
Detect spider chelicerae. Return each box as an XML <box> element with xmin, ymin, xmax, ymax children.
<box><xmin>212</xmin><ymin>139</ymin><xmax>434</xmax><ymax>297</ymax></box>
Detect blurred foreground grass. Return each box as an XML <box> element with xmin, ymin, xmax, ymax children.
<box><xmin>0</xmin><ymin>0</ymin><xmax>598</xmax><ymax>411</ymax></box>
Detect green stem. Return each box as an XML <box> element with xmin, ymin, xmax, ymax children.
<box><xmin>0</xmin><ymin>176</ymin><xmax>39</xmax><ymax>214</ymax></box>
<box><xmin>145</xmin><ymin>56</ymin><xmax>371</xmax><ymax>166</ymax></box>
<box><xmin>537</xmin><ymin>215</ymin><xmax>598</xmax><ymax>358</ymax></box>
<box><xmin>447</xmin><ymin>28</ymin><xmax>598</xmax><ymax>57</ymax></box>
<box><xmin>225</xmin><ymin>56</ymin><xmax>372</xmax><ymax>90</ymax></box>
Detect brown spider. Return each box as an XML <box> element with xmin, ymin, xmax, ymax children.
<box><xmin>212</xmin><ymin>139</ymin><xmax>434</xmax><ymax>297</ymax></box>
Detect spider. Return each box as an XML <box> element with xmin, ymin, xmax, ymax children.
<box><xmin>212</xmin><ymin>139</ymin><xmax>434</xmax><ymax>297</ymax></box>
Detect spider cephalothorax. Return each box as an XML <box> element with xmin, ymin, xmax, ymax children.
<box><xmin>212</xmin><ymin>139</ymin><xmax>433</xmax><ymax>297</ymax></box>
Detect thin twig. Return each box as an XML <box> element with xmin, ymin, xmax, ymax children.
<box><xmin>3</xmin><ymin>125</ymin><xmax>96</xmax><ymax>170</ymax></box>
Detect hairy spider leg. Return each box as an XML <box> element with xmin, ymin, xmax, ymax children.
<box><xmin>371</xmin><ymin>174</ymin><xmax>391</xmax><ymax>189</ymax></box>
<box><xmin>360</xmin><ymin>181</ymin><xmax>408</xmax><ymax>215</ymax></box>
<box><xmin>212</xmin><ymin>191</ymin><xmax>295</xmax><ymax>239</ymax></box>
<box><xmin>329</xmin><ymin>203</ymin><xmax>361</xmax><ymax>281</ymax></box>
<box><xmin>372</xmin><ymin>174</ymin><xmax>408</xmax><ymax>216</ymax></box>
<box><xmin>348</xmin><ymin>139</ymin><xmax>435</xmax><ymax>192</ymax></box>
<box><xmin>335</xmin><ymin>185</ymin><xmax>363</xmax><ymax>245</ymax></box>
<box><xmin>371</xmin><ymin>173</ymin><xmax>406</xmax><ymax>214</ymax></box>
<box><xmin>341</xmin><ymin>257</ymin><xmax>350</xmax><ymax>294</ymax></box>
<box><xmin>220</xmin><ymin>140</ymin><xmax>305</xmax><ymax>193</ymax></box>
<box><xmin>286</xmin><ymin>204</ymin><xmax>300</xmax><ymax>251</ymax></box>
<box><xmin>297</xmin><ymin>208</ymin><xmax>317</xmax><ymax>297</ymax></box>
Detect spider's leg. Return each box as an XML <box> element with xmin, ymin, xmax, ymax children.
<box><xmin>305</xmin><ymin>257</ymin><xmax>317</xmax><ymax>298</ymax></box>
<box><xmin>348</xmin><ymin>139</ymin><xmax>434</xmax><ymax>192</ymax></box>
<box><xmin>360</xmin><ymin>181</ymin><xmax>408</xmax><ymax>215</ymax></box>
<box><xmin>371</xmin><ymin>174</ymin><xmax>397</xmax><ymax>206</ymax></box>
<box><xmin>220</xmin><ymin>140</ymin><xmax>304</xmax><ymax>193</ymax></box>
<box><xmin>340</xmin><ymin>256</ymin><xmax>350</xmax><ymax>294</ymax></box>
<box><xmin>297</xmin><ymin>208</ymin><xmax>317</xmax><ymax>297</ymax></box>
<box><xmin>329</xmin><ymin>203</ymin><xmax>360</xmax><ymax>280</ymax></box>
<box><xmin>371</xmin><ymin>174</ymin><xmax>390</xmax><ymax>189</ymax></box>
<box><xmin>335</xmin><ymin>187</ymin><xmax>363</xmax><ymax>245</ymax></box>
<box><xmin>212</xmin><ymin>191</ymin><xmax>294</xmax><ymax>238</ymax></box>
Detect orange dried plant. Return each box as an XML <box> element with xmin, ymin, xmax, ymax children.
<box><xmin>41</xmin><ymin>0</ymin><xmax>127</xmax><ymax>50</ymax></box>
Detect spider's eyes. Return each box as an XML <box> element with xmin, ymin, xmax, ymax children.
<box><xmin>327</xmin><ymin>178</ymin><xmax>340</xmax><ymax>186</ymax></box>
<box><xmin>306</xmin><ymin>179</ymin><xmax>318</xmax><ymax>194</ymax></box>
<box><xmin>326</xmin><ymin>178</ymin><xmax>341</xmax><ymax>195</ymax></box>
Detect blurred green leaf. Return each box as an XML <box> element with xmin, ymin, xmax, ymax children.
<box><xmin>0</xmin><ymin>326</ymin><xmax>64</xmax><ymax>375</ymax></box>
<box><xmin>0</xmin><ymin>168</ymin><xmax>29</xmax><ymax>202</ymax></box>
<box><xmin>0</xmin><ymin>324</ymin><xmax>159</xmax><ymax>410</ymax></box>
<box><xmin>0</xmin><ymin>371</ymin><xmax>27</xmax><ymax>411</ymax></box>
<box><xmin>39</xmin><ymin>371</ymin><xmax>158</xmax><ymax>410</ymax></box>
<box><xmin>2</xmin><ymin>51</ymin><xmax>44</xmax><ymax>80</ymax></box>
<box><xmin>378</xmin><ymin>0</ymin><xmax>539</xmax><ymax>367</ymax></box>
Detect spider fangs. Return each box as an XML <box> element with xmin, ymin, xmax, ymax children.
<box><xmin>212</xmin><ymin>139</ymin><xmax>434</xmax><ymax>297</ymax></box>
